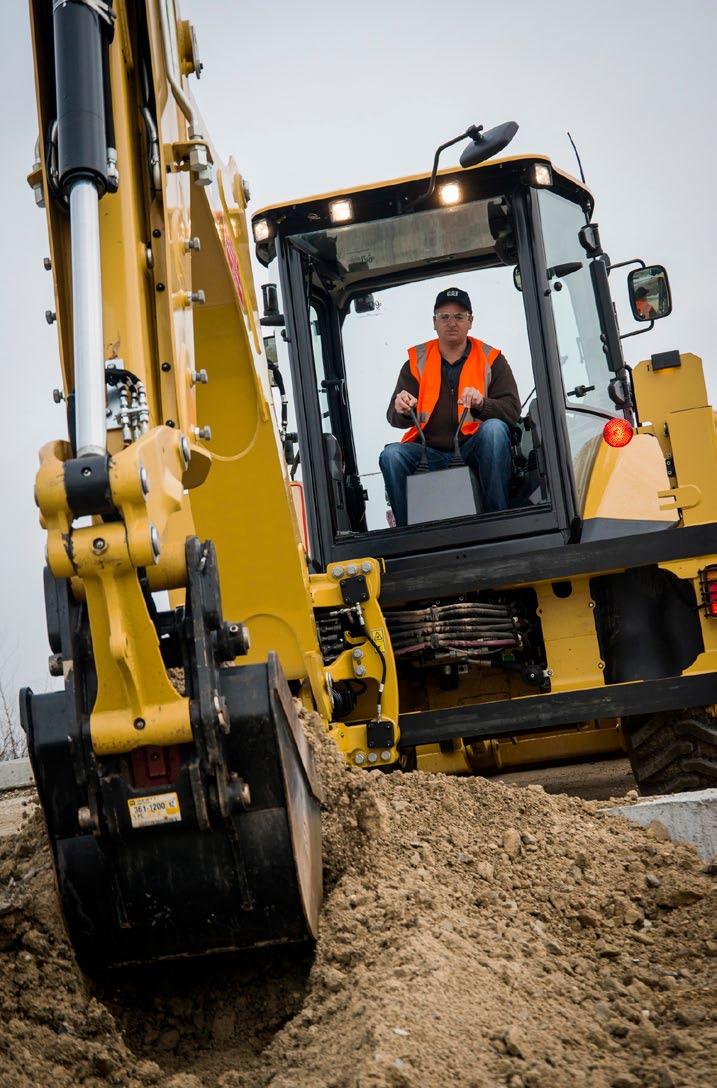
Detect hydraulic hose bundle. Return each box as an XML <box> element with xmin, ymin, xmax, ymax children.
<box><xmin>386</xmin><ymin>601</ymin><xmax>522</xmax><ymax>663</ymax></box>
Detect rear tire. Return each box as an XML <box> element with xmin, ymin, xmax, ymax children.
<box><xmin>623</xmin><ymin>708</ymin><xmax>717</xmax><ymax>796</ymax></box>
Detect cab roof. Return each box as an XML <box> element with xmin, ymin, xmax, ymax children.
<box><xmin>251</xmin><ymin>154</ymin><xmax>593</xmax><ymax>265</ymax></box>
<box><xmin>253</xmin><ymin>154</ymin><xmax>591</xmax><ymax>219</ymax></box>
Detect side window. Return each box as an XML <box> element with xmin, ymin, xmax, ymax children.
<box><xmin>309</xmin><ymin>305</ymin><xmax>330</xmax><ymax>423</ymax></box>
<box><xmin>538</xmin><ymin>190</ymin><xmax>613</xmax><ymax>415</ymax></box>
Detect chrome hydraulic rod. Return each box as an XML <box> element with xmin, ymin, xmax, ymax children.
<box><xmin>70</xmin><ymin>179</ymin><xmax>106</xmax><ymax>457</ymax></box>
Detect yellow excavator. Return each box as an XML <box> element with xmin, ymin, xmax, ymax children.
<box><xmin>21</xmin><ymin>0</ymin><xmax>717</xmax><ymax>971</ymax></box>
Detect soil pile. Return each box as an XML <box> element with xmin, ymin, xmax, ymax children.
<box><xmin>0</xmin><ymin>713</ymin><xmax>714</xmax><ymax>1088</ymax></box>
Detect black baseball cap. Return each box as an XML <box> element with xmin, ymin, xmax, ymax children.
<box><xmin>434</xmin><ymin>287</ymin><xmax>472</xmax><ymax>313</ymax></box>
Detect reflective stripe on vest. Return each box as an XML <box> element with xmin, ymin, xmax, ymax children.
<box><xmin>401</xmin><ymin>337</ymin><xmax>501</xmax><ymax>443</ymax></box>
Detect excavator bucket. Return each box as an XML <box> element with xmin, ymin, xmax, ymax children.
<box><xmin>20</xmin><ymin>541</ymin><xmax>322</xmax><ymax>972</ymax></box>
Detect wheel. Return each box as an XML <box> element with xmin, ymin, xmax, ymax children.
<box><xmin>622</xmin><ymin>707</ymin><xmax>717</xmax><ymax>796</ymax></box>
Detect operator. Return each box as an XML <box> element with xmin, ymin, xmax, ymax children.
<box><xmin>635</xmin><ymin>286</ymin><xmax>657</xmax><ymax>320</ymax></box>
<box><xmin>379</xmin><ymin>287</ymin><xmax>520</xmax><ymax>527</ymax></box>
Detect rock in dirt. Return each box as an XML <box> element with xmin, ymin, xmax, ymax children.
<box><xmin>0</xmin><ymin>705</ymin><xmax>714</xmax><ymax>1088</ymax></box>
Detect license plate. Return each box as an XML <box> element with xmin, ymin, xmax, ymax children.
<box><xmin>128</xmin><ymin>792</ymin><xmax>182</xmax><ymax>829</ymax></box>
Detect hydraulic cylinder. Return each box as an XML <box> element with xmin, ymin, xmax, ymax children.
<box><xmin>53</xmin><ymin>0</ymin><xmax>112</xmax><ymax>456</ymax></box>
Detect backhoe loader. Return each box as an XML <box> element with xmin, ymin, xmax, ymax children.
<box><xmin>20</xmin><ymin>0</ymin><xmax>717</xmax><ymax>972</ymax></box>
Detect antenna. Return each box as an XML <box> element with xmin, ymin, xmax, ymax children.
<box><xmin>566</xmin><ymin>131</ymin><xmax>586</xmax><ymax>184</ymax></box>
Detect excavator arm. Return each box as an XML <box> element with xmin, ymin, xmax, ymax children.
<box><xmin>18</xmin><ymin>0</ymin><xmax>350</xmax><ymax>970</ymax></box>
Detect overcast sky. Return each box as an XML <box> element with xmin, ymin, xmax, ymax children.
<box><xmin>1</xmin><ymin>0</ymin><xmax>715</xmax><ymax>716</ymax></box>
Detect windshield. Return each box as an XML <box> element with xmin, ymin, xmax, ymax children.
<box><xmin>340</xmin><ymin>268</ymin><xmax>534</xmax><ymax>530</ymax></box>
<box><xmin>538</xmin><ymin>190</ymin><xmax>613</xmax><ymax>415</ymax></box>
<box><xmin>281</xmin><ymin>193</ymin><xmax>575</xmax><ymax>541</ymax></box>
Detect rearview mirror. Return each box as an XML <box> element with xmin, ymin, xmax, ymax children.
<box><xmin>460</xmin><ymin>121</ymin><xmax>519</xmax><ymax>168</ymax></box>
<box><xmin>263</xmin><ymin>334</ymin><xmax>278</xmax><ymax>365</ymax></box>
<box><xmin>628</xmin><ymin>265</ymin><xmax>672</xmax><ymax>322</ymax></box>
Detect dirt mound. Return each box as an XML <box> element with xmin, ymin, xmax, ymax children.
<box><xmin>0</xmin><ymin>714</ymin><xmax>714</xmax><ymax>1088</ymax></box>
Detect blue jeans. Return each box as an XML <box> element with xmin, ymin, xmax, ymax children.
<box><xmin>379</xmin><ymin>418</ymin><xmax>512</xmax><ymax>527</ymax></box>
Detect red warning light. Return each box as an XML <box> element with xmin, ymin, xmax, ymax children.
<box><xmin>603</xmin><ymin>417</ymin><xmax>634</xmax><ymax>448</ymax></box>
<box><xmin>701</xmin><ymin>566</ymin><xmax>717</xmax><ymax>617</ymax></box>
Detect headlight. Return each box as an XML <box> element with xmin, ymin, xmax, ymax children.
<box><xmin>253</xmin><ymin>218</ymin><xmax>272</xmax><ymax>243</ymax></box>
<box><xmin>527</xmin><ymin>163</ymin><xmax>553</xmax><ymax>188</ymax></box>
<box><xmin>329</xmin><ymin>199</ymin><xmax>353</xmax><ymax>224</ymax></box>
<box><xmin>438</xmin><ymin>181</ymin><xmax>462</xmax><ymax>206</ymax></box>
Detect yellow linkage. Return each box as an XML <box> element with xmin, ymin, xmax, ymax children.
<box><xmin>35</xmin><ymin>427</ymin><xmax>197</xmax><ymax>755</ymax></box>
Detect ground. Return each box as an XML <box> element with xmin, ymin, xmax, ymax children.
<box><xmin>0</xmin><ymin>739</ymin><xmax>713</xmax><ymax>1088</ymax></box>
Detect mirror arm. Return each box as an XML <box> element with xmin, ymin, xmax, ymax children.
<box><xmin>406</xmin><ymin>125</ymin><xmax>481</xmax><ymax>211</ymax></box>
<box><xmin>609</xmin><ymin>257</ymin><xmax>646</xmax><ymax>272</ymax></box>
<box><xmin>619</xmin><ymin>320</ymin><xmax>654</xmax><ymax>341</ymax></box>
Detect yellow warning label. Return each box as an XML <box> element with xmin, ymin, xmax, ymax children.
<box><xmin>128</xmin><ymin>792</ymin><xmax>182</xmax><ymax>829</ymax></box>
<box><xmin>371</xmin><ymin>627</ymin><xmax>386</xmax><ymax>648</ymax></box>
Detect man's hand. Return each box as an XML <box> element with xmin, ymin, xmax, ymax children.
<box><xmin>460</xmin><ymin>386</ymin><xmax>484</xmax><ymax>411</ymax></box>
<box><xmin>395</xmin><ymin>390</ymin><xmax>418</xmax><ymax>415</ymax></box>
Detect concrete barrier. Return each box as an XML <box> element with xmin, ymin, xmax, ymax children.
<box><xmin>0</xmin><ymin>759</ymin><xmax>34</xmax><ymax>791</ymax></box>
<box><xmin>606</xmin><ymin>789</ymin><xmax>717</xmax><ymax>862</ymax></box>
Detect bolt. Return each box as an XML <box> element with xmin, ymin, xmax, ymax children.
<box><xmin>187</xmin><ymin>289</ymin><xmax>205</xmax><ymax>305</ymax></box>
<box><xmin>589</xmin><ymin>600</ymin><xmax>595</xmax><ymax>609</ymax></box>
<box><xmin>190</xmin><ymin>368</ymin><xmax>209</xmax><ymax>385</ymax></box>
<box><xmin>81</xmin><ymin>466</ymin><xmax>92</xmax><ymax>477</ymax></box>
<box><xmin>45</xmin><ymin>310</ymin><xmax>56</xmax><ymax>324</ymax></box>
<box><xmin>598</xmin><ymin>661</ymin><xmax>605</xmax><ymax>670</ymax></box>
<box><xmin>368</xmin><ymin>752</ymin><xmax>378</xmax><ymax>763</ymax></box>
<box><xmin>156</xmin><ymin>282</ymin><xmax>166</xmax><ymax>292</ymax></box>
<box><xmin>149</xmin><ymin>524</ymin><xmax>161</xmax><ymax>561</ymax></box>
<box><xmin>91</xmin><ymin>537</ymin><xmax>107</xmax><ymax>554</ymax></box>
<box><xmin>180</xmin><ymin>435</ymin><xmax>191</xmax><ymax>468</ymax></box>
<box><xmin>346</xmin><ymin>564</ymin><xmax>358</xmax><ymax>576</ymax></box>
<box><xmin>361</xmin><ymin>562</ymin><xmax>372</xmax><ymax>574</ymax></box>
<box><xmin>546</xmin><ymin>668</ymin><xmax>554</xmax><ymax>677</ymax></box>
<box><xmin>352</xmin><ymin>648</ymin><xmax>364</xmax><ymax>660</ymax></box>
<box><xmin>354</xmin><ymin>664</ymin><xmax>366</xmax><ymax>677</ymax></box>
<box><xmin>139</xmin><ymin>465</ymin><xmax>150</xmax><ymax>495</ymax></box>
<box><xmin>165</xmin><ymin>419</ymin><xmax>176</xmax><ymax>427</ymax></box>
<box><xmin>43</xmin><ymin>257</ymin><xmax>52</xmax><ymax>271</ymax></box>
<box><xmin>145</xmin><ymin>245</ymin><xmax>154</xmax><ymax>270</ymax></box>
<box><xmin>241</xmin><ymin>177</ymin><xmax>251</xmax><ymax>203</ymax></box>
<box><xmin>161</xmin><ymin>361</ymin><xmax>171</xmax><ymax>372</ymax></box>
<box><xmin>212</xmin><ymin>693</ymin><xmax>228</xmax><ymax>728</ymax></box>
<box><xmin>185</xmin><ymin>236</ymin><xmax>201</xmax><ymax>252</ymax></box>
<box><xmin>354</xmin><ymin>752</ymin><xmax>365</xmax><ymax>765</ymax></box>
<box><xmin>192</xmin><ymin>424</ymin><xmax>212</xmax><ymax>441</ymax></box>
<box><xmin>77</xmin><ymin>806</ymin><xmax>94</xmax><ymax>831</ymax></box>
<box><xmin>133</xmin><ymin>717</ymin><xmax>146</xmax><ymax>731</ymax></box>
<box><xmin>332</xmin><ymin>566</ymin><xmax>344</xmax><ymax>579</ymax></box>
<box><xmin>52</xmin><ymin>388</ymin><xmax>64</xmax><ymax>404</ymax></box>
<box><xmin>152</xmin><ymin>228</ymin><xmax>162</xmax><ymax>238</ymax></box>
<box><xmin>48</xmin><ymin>653</ymin><xmax>63</xmax><ymax>677</ymax></box>
<box><xmin>380</xmin><ymin>750</ymin><xmax>392</xmax><ymax>761</ymax></box>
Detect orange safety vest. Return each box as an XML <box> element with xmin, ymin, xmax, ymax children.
<box><xmin>636</xmin><ymin>297</ymin><xmax>656</xmax><ymax>319</ymax></box>
<box><xmin>401</xmin><ymin>336</ymin><xmax>501</xmax><ymax>444</ymax></box>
